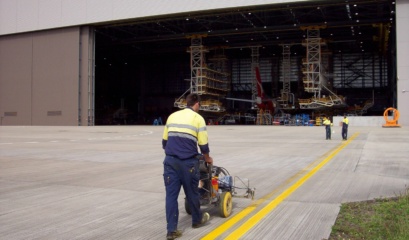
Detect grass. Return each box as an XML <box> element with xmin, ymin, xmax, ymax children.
<box><xmin>328</xmin><ymin>187</ymin><xmax>409</xmax><ymax>240</ymax></box>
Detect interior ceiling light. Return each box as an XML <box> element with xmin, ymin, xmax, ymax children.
<box><xmin>346</xmin><ymin>4</ymin><xmax>352</xmax><ymax>20</ymax></box>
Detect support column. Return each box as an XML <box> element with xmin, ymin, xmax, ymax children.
<box><xmin>280</xmin><ymin>45</ymin><xmax>292</xmax><ymax>107</ymax></box>
<box><xmin>251</xmin><ymin>46</ymin><xmax>260</xmax><ymax>106</ymax></box>
<box><xmin>396</xmin><ymin>0</ymin><xmax>409</xmax><ymax>126</ymax></box>
<box><xmin>79</xmin><ymin>26</ymin><xmax>96</xmax><ymax>126</ymax></box>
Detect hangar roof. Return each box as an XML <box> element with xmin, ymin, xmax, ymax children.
<box><xmin>95</xmin><ymin>0</ymin><xmax>395</xmax><ymax>55</ymax></box>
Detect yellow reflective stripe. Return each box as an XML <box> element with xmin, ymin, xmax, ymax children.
<box><xmin>168</xmin><ymin>123</ymin><xmax>199</xmax><ymax>132</ymax></box>
<box><xmin>168</xmin><ymin>127</ymin><xmax>197</xmax><ymax>137</ymax></box>
<box><xmin>168</xmin><ymin>132</ymin><xmax>197</xmax><ymax>142</ymax></box>
<box><xmin>198</xmin><ymin>126</ymin><xmax>207</xmax><ymax>132</ymax></box>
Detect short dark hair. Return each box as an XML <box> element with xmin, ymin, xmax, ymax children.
<box><xmin>186</xmin><ymin>93</ymin><xmax>200</xmax><ymax>107</ymax></box>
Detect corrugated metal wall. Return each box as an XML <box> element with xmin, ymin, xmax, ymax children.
<box><xmin>333</xmin><ymin>53</ymin><xmax>388</xmax><ymax>88</ymax></box>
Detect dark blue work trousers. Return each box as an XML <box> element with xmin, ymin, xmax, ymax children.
<box><xmin>342</xmin><ymin>124</ymin><xmax>348</xmax><ymax>140</ymax></box>
<box><xmin>325</xmin><ymin>125</ymin><xmax>331</xmax><ymax>140</ymax></box>
<box><xmin>163</xmin><ymin>155</ymin><xmax>202</xmax><ymax>233</ymax></box>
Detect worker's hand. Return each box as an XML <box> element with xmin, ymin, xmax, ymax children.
<box><xmin>205</xmin><ymin>156</ymin><xmax>213</xmax><ymax>164</ymax></box>
<box><xmin>202</xmin><ymin>153</ymin><xmax>213</xmax><ymax>164</ymax></box>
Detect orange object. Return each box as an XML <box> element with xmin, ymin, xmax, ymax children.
<box><xmin>382</xmin><ymin>107</ymin><xmax>401</xmax><ymax>128</ymax></box>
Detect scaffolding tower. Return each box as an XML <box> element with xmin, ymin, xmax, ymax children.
<box><xmin>299</xmin><ymin>26</ymin><xmax>344</xmax><ymax>109</ymax></box>
<box><xmin>277</xmin><ymin>44</ymin><xmax>294</xmax><ymax>109</ymax></box>
<box><xmin>174</xmin><ymin>35</ymin><xmax>229</xmax><ymax>112</ymax></box>
<box><xmin>256</xmin><ymin>109</ymin><xmax>272</xmax><ymax>125</ymax></box>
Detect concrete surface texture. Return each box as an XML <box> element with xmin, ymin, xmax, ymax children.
<box><xmin>332</xmin><ymin>116</ymin><xmax>385</xmax><ymax>127</ymax></box>
<box><xmin>0</xmin><ymin>125</ymin><xmax>408</xmax><ymax>240</ymax></box>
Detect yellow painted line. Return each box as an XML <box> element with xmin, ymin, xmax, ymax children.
<box><xmin>201</xmin><ymin>152</ymin><xmax>324</xmax><ymax>240</ymax></box>
<box><xmin>201</xmin><ymin>132</ymin><xmax>359</xmax><ymax>240</ymax></box>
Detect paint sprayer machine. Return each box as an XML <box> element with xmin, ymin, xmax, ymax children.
<box><xmin>185</xmin><ymin>159</ymin><xmax>256</xmax><ymax>218</ymax></box>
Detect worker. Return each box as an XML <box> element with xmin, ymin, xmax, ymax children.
<box><xmin>323</xmin><ymin>117</ymin><xmax>333</xmax><ymax>140</ymax></box>
<box><xmin>342</xmin><ymin>114</ymin><xmax>349</xmax><ymax>140</ymax></box>
<box><xmin>162</xmin><ymin>93</ymin><xmax>213</xmax><ymax>240</ymax></box>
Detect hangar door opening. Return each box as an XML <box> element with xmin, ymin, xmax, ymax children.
<box><xmin>94</xmin><ymin>0</ymin><xmax>396</xmax><ymax>126</ymax></box>
<box><xmin>94</xmin><ymin>36</ymin><xmax>190</xmax><ymax>125</ymax></box>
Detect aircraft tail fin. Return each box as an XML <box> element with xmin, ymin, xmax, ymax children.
<box><xmin>254</xmin><ymin>66</ymin><xmax>265</xmax><ymax>98</ymax></box>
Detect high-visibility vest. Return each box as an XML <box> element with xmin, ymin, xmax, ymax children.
<box><xmin>162</xmin><ymin>108</ymin><xmax>209</xmax><ymax>159</ymax></box>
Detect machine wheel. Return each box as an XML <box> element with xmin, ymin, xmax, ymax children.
<box><xmin>185</xmin><ymin>198</ymin><xmax>191</xmax><ymax>215</ymax></box>
<box><xmin>219</xmin><ymin>191</ymin><xmax>232</xmax><ymax>218</ymax></box>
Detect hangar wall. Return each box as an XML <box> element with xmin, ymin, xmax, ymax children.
<box><xmin>397</xmin><ymin>0</ymin><xmax>409</xmax><ymax>126</ymax></box>
<box><xmin>0</xmin><ymin>27</ymin><xmax>94</xmax><ymax>126</ymax></box>
<box><xmin>0</xmin><ymin>0</ymin><xmax>305</xmax><ymax>36</ymax></box>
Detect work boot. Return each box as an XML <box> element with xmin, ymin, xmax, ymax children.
<box><xmin>166</xmin><ymin>230</ymin><xmax>182</xmax><ymax>240</ymax></box>
<box><xmin>192</xmin><ymin>212</ymin><xmax>210</xmax><ymax>228</ymax></box>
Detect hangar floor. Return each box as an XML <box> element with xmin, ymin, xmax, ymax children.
<box><xmin>1</xmin><ymin>125</ymin><xmax>408</xmax><ymax>240</ymax></box>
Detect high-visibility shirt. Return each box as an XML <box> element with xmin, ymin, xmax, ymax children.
<box><xmin>162</xmin><ymin>107</ymin><xmax>210</xmax><ymax>159</ymax></box>
<box><xmin>343</xmin><ymin>117</ymin><xmax>349</xmax><ymax>125</ymax></box>
<box><xmin>323</xmin><ymin>119</ymin><xmax>331</xmax><ymax>126</ymax></box>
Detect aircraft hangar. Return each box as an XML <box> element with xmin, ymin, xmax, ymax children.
<box><xmin>0</xmin><ymin>0</ymin><xmax>408</xmax><ymax>126</ymax></box>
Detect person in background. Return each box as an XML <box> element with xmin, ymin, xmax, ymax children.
<box><xmin>342</xmin><ymin>114</ymin><xmax>349</xmax><ymax>140</ymax></box>
<box><xmin>162</xmin><ymin>93</ymin><xmax>213</xmax><ymax>240</ymax></box>
<box><xmin>323</xmin><ymin>117</ymin><xmax>333</xmax><ymax>140</ymax></box>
